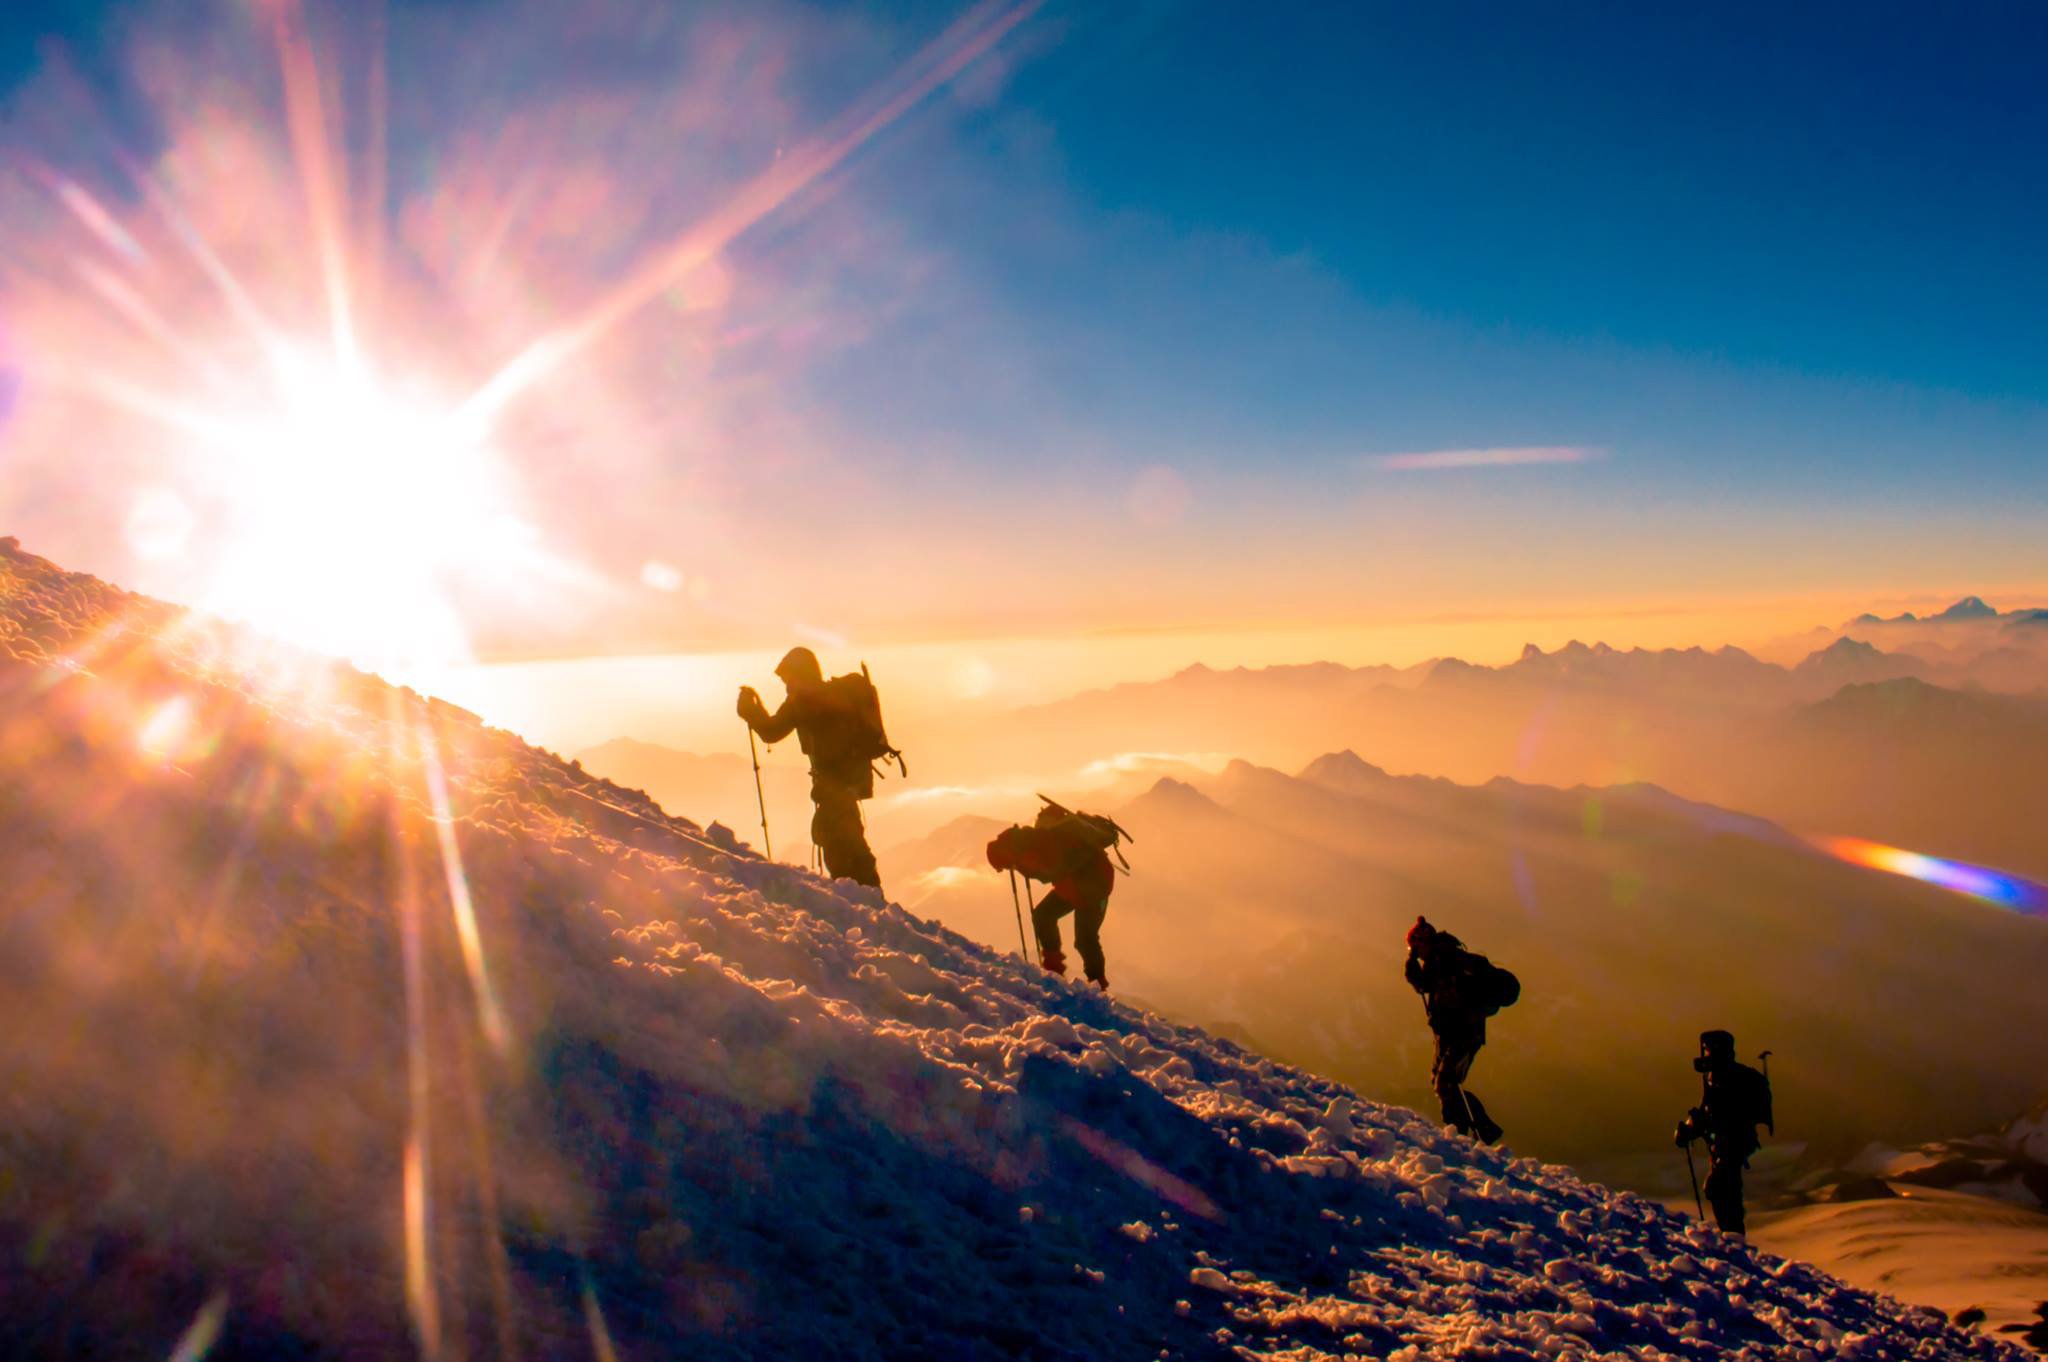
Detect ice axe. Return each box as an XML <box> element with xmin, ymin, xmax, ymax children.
<box><xmin>1759</xmin><ymin>1048</ymin><xmax>1775</xmax><ymax>1135</ymax></box>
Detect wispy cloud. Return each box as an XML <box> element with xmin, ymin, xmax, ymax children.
<box><xmin>1368</xmin><ymin>446</ymin><xmax>1601</xmax><ymax>472</ymax></box>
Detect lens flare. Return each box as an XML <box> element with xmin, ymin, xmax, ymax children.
<box><xmin>420</xmin><ymin>728</ymin><xmax>509</xmax><ymax>1053</ymax></box>
<box><xmin>166</xmin><ymin>1292</ymin><xmax>230</xmax><ymax>1362</ymax></box>
<box><xmin>3</xmin><ymin>0</ymin><xmax>1042</xmax><ymax>684</ymax></box>
<box><xmin>1809</xmin><ymin>834</ymin><xmax>2048</xmax><ymax>914</ymax></box>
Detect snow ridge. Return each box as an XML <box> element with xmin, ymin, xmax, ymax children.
<box><xmin>0</xmin><ymin>539</ymin><xmax>2020</xmax><ymax>1359</ymax></box>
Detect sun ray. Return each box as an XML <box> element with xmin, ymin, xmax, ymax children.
<box><xmin>119</xmin><ymin>151</ymin><xmax>285</xmax><ymax>350</ymax></box>
<box><xmin>419</xmin><ymin>723</ymin><xmax>509</xmax><ymax>1053</ymax></box>
<box><xmin>459</xmin><ymin>0</ymin><xmax>1041</xmax><ymax>425</ymax></box>
<box><xmin>165</xmin><ymin>1291</ymin><xmax>230</xmax><ymax>1362</ymax></box>
<box><xmin>263</xmin><ymin>0</ymin><xmax>359</xmax><ymax>366</ymax></box>
<box><xmin>448</xmin><ymin>1020</ymin><xmax>520</xmax><ymax>1362</ymax></box>
<box><xmin>26</xmin><ymin>363</ymin><xmax>243</xmax><ymax>444</ymax></box>
<box><xmin>389</xmin><ymin>694</ymin><xmax>441</xmax><ymax>1358</ymax></box>
<box><xmin>71</xmin><ymin>260</ymin><xmax>234</xmax><ymax>391</ymax></box>
<box><xmin>356</xmin><ymin>0</ymin><xmax>391</xmax><ymax>340</ymax></box>
<box><xmin>580</xmin><ymin>1273</ymin><xmax>623</xmax><ymax>1362</ymax></box>
<box><xmin>5</xmin><ymin>0</ymin><xmax>1046</xmax><ymax>692</ymax></box>
<box><xmin>37</xmin><ymin>169</ymin><xmax>146</xmax><ymax>264</ymax></box>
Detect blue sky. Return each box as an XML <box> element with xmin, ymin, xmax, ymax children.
<box><xmin>2</xmin><ymin>0</ymin><xmax>2045</xmax><ymax>657</ymax></box>
<box><xmin>824</xmin><ymin>1</ymin><xmax>2048</xmax><ymax>475</ymax></box>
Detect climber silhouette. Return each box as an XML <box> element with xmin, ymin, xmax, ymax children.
<box><xmin>1674</xmin><ymin>1029</ymin><xmax>1773</xmax><ymax>1234</ymax></box>
<box><xmin>986</xmin><ymin>799</ymin><xmax>1128</xmax><ymax>989</ymax></box>
<box><xmin>1404</xmin><ymin>916</ymin><xmax>1518</xmax><ymax>1143</ymax></box>
<box><xmin>737</xmin><ymin>647</ymin><xmax>900</xmax><ymax>891</ymax></box>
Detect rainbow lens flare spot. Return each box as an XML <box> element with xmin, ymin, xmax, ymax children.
<box><xmin>1811</xmin><ymin>835</ymin><xmax>2047</xmax><ymax>914</ymax></box>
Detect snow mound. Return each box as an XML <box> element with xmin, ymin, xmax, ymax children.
<box><xmin>0</xmin><ymin>539</ymin><xmax>2022</xmax><ymax>1359</ymax></box>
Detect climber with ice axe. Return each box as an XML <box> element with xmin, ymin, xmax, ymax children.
<box><xmin>1674</xmin><ymin>1030</ymin><xmax>1774</xmax><ymax>1233</ymax></box>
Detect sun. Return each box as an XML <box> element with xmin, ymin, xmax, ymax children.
<box><xmin>183</xmin><ymin>348</ymin><xmax>540</xmax><ymax>680</ymax></box>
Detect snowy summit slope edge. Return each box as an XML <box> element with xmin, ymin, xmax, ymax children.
<box><xmin>0</xmin><ymin>538</ymin><xmax>2020</xmax><ymax>1360</ymax></box>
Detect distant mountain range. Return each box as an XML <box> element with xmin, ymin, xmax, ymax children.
<box><xmin>586</xmin><ymin>611</ymin><xmax>2048</xmax><ymax>886</ymax></box>
<box><xmin>983</xmin><ymin>644</ymin><xmax>2048</xmax><ymax>876</ymax></box>
<box><xmin>1850</xmin><ymin>595</ymin><xmax>2037</xmax><ymax>627</ymax></box>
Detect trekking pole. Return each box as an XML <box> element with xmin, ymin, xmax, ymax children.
<box><xmin>1008</xmin><ymin>871</ymin><xmax>1034</xmax><ymax>963</ymax></box>
<box><xmin>1456</xmin><ymin>1086</ymin><xmax>1481</xmax><ymax>1138</ymax></box>
<box><xmin>745</xmin><ymin>727</ymin><xmax>772</xmax><ymax>860</ymax></box>
<box><xmin>1683</xmin><ymin>1139</ymin><xmax>1705</xmax><ymax>1220</ymax></box>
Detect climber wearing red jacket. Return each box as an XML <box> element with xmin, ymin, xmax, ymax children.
<box><xmin>986</xmin><ymin>806</ymin><xmax>1119</xmax><ymax>989</ymax></box>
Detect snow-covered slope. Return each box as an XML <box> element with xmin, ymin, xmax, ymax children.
<box><xmin>1752</xmin><ymin>1192</ymin><xmax>2048</xmax><ymax>1354</ymax></box>
<box><xmin>1744</xmin><ymin>1102</ymin><xmax>2048</xmax><ymax>1353</ymax></box>
<box><xmin>0</xmin><ymin>538</ymin><xmax>2021</xmax><ymax>1360</ymax></box>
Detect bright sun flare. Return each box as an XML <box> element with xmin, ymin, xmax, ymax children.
<box><xmin>168</xmin><ymin>350</ymin><xmax>539</xmax><ymax>677</ymax></box>
<box><xmin>15</xmin><ymin>0</ymin><xmax>1038</xmax><ymax>688</ymax></box>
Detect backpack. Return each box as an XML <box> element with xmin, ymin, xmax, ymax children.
<box><xmin>1482</xmin><ymin>962</ymin><xmax>1520</xmax><ymax>1014</ymax></box>
<box><xmin>821</xmin><ymin>665</ymin><xmax>906</xmax><ymax>779</ymax></box>
<box><xmin>1457</xmin><ymin>954</ymin><xmax>1518</xmax><ymax>1016</ymax></box>
<box><xmin>1730</xmin><ymin>1061</ymin><xmax>1773</xmax><ymax>1134</ymax></box>
<box><xmin>1035</xmin><ymin>795</ymin><xmax>1134</xmax><ymax>872</ymax></box>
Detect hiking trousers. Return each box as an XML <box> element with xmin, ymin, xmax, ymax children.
<box><xmin>1031</xmin><ymin>889</ymin><xmax>1108</xmax><ymax>986</ymax></box>
<box><xmin>1430</xmin><ymin>1029</ymin><xmax>1496</xmax><ymax>1138</ymax></box>
<box><xmin>811</xmin><ymin>788</ymin><xmax>880</xmax><ymax>891</ymax></box>
<box><xmin>1704</xmin><ymin>1145</ymin><xmax>1747</xmax><ymax>1234</ymax></box>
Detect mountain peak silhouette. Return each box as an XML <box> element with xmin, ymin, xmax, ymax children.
<box><xmin>1936</xmin><ymin>596</ymin><xmax>1998</xmax><ymax>621</ymax></box>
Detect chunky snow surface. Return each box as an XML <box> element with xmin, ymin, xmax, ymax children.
<box><xmin>0</xmin><ymin>538</ymin><xmax>2023</xmax><ymax>1360</ymax></box>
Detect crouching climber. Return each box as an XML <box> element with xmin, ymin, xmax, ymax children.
<box><xmin>986</xmin><ymin>797</ymin><xmax>1131</xmax><ymax>990</ymax></box>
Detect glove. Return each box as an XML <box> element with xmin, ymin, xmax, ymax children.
<box><xmin>736</xmin><ymin>685</ymin><xmax>765</xmax><ymax>724</ymax></box>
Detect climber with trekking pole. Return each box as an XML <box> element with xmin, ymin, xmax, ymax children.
<box><xmin>985</xmin><ymin>796</ymin><xmax>1131</xmax><ymax>990</ymax></box>
<box><xmin>737</xmin><ymin>647</ymin><xmax>904</xmax><ymax>892</ymax></box>
<box><xmin>1403</xmin><ymin>916</ymin><xmax>1518</xmax><ymax>1144</ymax></box>
<box><xmin>1673</xmin><ymin>1029</ymin><xmax>1774</xmax><ymax>1234</ymax></box>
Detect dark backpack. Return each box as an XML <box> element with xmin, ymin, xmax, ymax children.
<box><xmin>1475</xmin><ymin>960</ymin><xmax>1519</xmax><ymax>1015</ymax></box>
<box><xmin>821</xmin><ymin>665</ymin><xmax>906</xmax><ymax>779</ymax></box>
<box><xmin>1730</xmin><ymin>1061</ymin><xmax>1773</xmax><ymax>1134</ymax></box>
<box><xmin>1035</xmin><ymin>795</ymin><xmax>1134</xmax><ymax>872</ymax></box>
